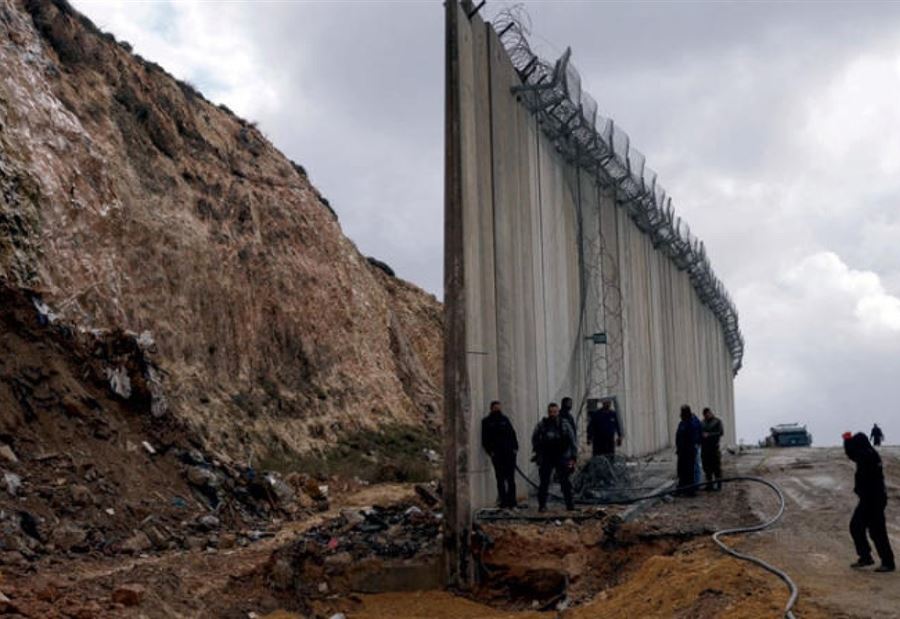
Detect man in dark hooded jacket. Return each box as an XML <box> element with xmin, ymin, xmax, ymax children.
<box><xmin>481</xmin><ymin>401</ymin><xmax>519</xmax><ymax>508</ymax></box>
<box><xmin>844</xmin><ymin>431</ymin><xmax>895</xmax><ymax>572</ymax></box>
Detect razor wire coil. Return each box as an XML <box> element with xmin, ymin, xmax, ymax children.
<box><xmin>490</xmin><ymin>7</ymin><xmax>744</xmax><ymax>373</ymax></box>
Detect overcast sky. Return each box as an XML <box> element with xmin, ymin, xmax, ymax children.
<box><xmin>71</xmin><ymin>0</ymin><xmax>900</xmax><ymax>446</ymax></box>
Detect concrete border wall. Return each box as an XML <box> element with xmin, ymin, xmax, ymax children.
<box><xmin>443</xmin><ymin>1</ymin><xmax>737</xmax><ymax>583</ymax></box>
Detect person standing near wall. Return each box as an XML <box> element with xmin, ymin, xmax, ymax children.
<box><xmin>700</xmin><ymin>407</ymin><xmax>723</xmax><ymax>491</ymax></box>
<box><xmin>871</xmin><ymin>424</ymin><xmax>885</xmax><ymax>447</ymax></box>
<box><xmin>559</xmin><ymin>397</ymin><xmax>578</xmax><ymax>443</ymax></box>
<box><xmin>843</xmin><ymin>431</ymin><xmax>895</xmax><ymax>572</ymax></box>
<box><xmin>481</xmin><ymin>401</ymin><xmax>519</xmax><ymax>509</ymax></box>
<box><xmin>690</xmin><ymin>409</ymin><xmax>703</xmax><ymax>484</ymax></box>
<box><xmin>532</xmin><ymin>402</ymin><xmax>577</xmax><ymax>512</ymax></box>
<box><xmin>587</xmin><ymin>400</ymin><xmax>622</xmax><ymax>457</ymax></box>
<box><xmin>676</xmin><ymin>405</ymin><xmax>699</xmax><ymax>497</ymax></box>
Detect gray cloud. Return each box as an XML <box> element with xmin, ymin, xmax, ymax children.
<box><xmin>72</xmin><ymin>0</ymin><xmax>900</xmax><ymax>446</ymax></box>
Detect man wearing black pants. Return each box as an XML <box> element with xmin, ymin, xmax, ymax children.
<box><xmin>675</xmin><ymin>405</ymin><xmax>699</xmax><ymax>497</ymax></box>
<box><xmin>481</xmin><ymin>401</ymin><xmax>519</xmax><ymax>508</ymax></box>
<box><xmin>844</xmin><ymin>431</ymin><xmax>895</xmax><ymax>572</ymax></box>
<box><xmin>532</xmin><ymin>402</ymin><xmax>577</xmax><ymax>511</ymax></box>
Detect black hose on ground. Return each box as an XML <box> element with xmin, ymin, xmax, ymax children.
<box><xmin>490</xmin><ymin>464</ymin><xmax>798</xmax><ymax>618</ymax></box>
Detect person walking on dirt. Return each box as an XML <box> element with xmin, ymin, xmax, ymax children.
<box><xmin>482</xmin><ymin>400</ymin><xmax>519</xmax><ymax>509</ymax></box>
<box><xmin>871</xmin><ymin>424</ymin><xmax>885</xmax><ymax>447</ymax></box>
<box><xmin>560</xmin><ymin>397</ymin><xmax>578</xmax><ymax>442</ymax></box>
<box><xmin>532</xmin><ymin>402</ymin><xmax>577</xmax><ymax>512</ymax></box>
<box><xmin>843</xmin><ymin>431</ymin><xmax>895</xmax><ymax>572</ymax></box>
<box><xmin>675</xmin><ymin>405</ymin><xmax>700</xmax><ymax>496</ymax></box>
<box><xmin>587</xmin><ymin>399</ymin><xmax>622</xmax><ymax>457</ymax></box>
<box><xmin>700</xmin><ymin>407</ymin><xmax>724</xmax><ymax>491</ymax></box>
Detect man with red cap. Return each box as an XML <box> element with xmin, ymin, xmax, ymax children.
<box><xmin>843</xmin><ymin>431</ymin><xmax>895</xmax><ymax>572</ymax></box>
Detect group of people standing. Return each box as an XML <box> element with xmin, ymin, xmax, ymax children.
<box><xmin>482</xmin><ymin>398</ymin><xmax>623</xmax><ymax>512</ymax></box>
<box><xmin>675</xmin><ymin>405</ymin><xmax>725</xmax><ymax>495</ymax></box>
<box><xmin>484</xmin><ymin>398</ymin><xmax>725</xmax><ymax>511</ymax></box>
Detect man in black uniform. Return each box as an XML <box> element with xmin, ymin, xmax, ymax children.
<box><xmin>587</xmin><ymin>400</ymin><xmax>622</xmax><ymax>457</ymax></box>
<box><xmin>844</xmin><ymin>431</ymin><xmax>895</xmax><ymax>572</ymax></box>
<box><xmin>560</xmin><ymin>397</ymin><xmax>578</xmax><ymax>443</ymax></box>
<box><xmin>481</xmin><ymin>401</ymin><xmax>519</xmax><ymax>508</ymax></box>
<box><xmin>532</xmin><ymin>402</ymin><xmax>577</xmax><ymax>512</ymax></box>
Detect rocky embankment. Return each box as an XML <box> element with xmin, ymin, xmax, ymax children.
<box><xmin>0</xmin><ymin>0</ymin><xmax>442</xmax><ymax>467</ymax></box>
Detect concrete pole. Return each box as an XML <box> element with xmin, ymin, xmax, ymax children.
<box><xmin>443</xmin><ymin>0</ymin><xmax>473</xmax><ymax>589</ymax></box>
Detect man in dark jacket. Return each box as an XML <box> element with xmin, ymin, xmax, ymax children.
<box><xmin>700</xmin><ymin>407</ymin><xmax>724</xmax><ymax>491</ymax></box>
<box><xmin>675</xmin><ymin>405</ymin><xmax>700</xmax><ymax>496</ymax></box>
<box><xmin>871</xmin><ymin>424</ymin><xmax>885</xmax><ymax>447</ymax></box>
<box><xmin>560</xmin><ymin>397</ymin><xmax>578</xmax><ymax>443</ymax></box>
<box><xmin>587</xmin><ymin>400</ymin><xmax>622</xmax><ymax>457</ymax></box>
<box><xmin>481</xmin><ymin>401</ymin><xmax>519</xmax><ymax>508</ymax></box>
<box><xmin>532</xmin><ymin>402</ymin><xmax>577</xmax><ymax>511</ymax></box>
<box><xmin>844</xmin><ymin>431</ymin><xmax>895</xmax><ymax>572</ymax></box>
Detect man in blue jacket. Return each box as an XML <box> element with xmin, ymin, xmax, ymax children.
<box><xmin>587</xmin><ymin>399</ymin><xmax>622</xmax><ymax>457</ymax></box>
<box><xmin>675</xmin><ymin>405</ymin><xmax>700</xmax><ymax>496</ymax></box>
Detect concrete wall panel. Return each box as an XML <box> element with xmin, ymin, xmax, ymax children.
<box><xmin>448</xmin><ymin>5</ymin><xmax>738</xmax><ymax>512</ymax></box>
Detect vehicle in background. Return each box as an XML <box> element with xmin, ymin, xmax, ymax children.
<box><xmin>761</xmin><ymin>423</ymin><xmax>813</xmax><ymax>447</ymax></box>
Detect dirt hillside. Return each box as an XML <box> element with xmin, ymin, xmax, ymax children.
<box><xmin>0</xmin><ymin>0</ymin><xmax>442</xmax><ymax>464</ymax></box>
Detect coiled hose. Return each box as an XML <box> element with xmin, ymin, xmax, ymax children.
<box><xmin>495</xmin><ymin>465</ymin><xmax>798</xmax><ymax>618</ymax></box>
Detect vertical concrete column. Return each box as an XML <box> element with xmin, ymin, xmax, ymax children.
<box><xmin>442</xmin><ymin>0</ymin><xmax>471</xmax><ymax>588</ymax></box>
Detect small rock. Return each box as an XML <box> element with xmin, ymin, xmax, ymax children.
<box><xmin>70</xmin><ymin>484</ymin><xmax>95</xmax><ymax>506</ymax></box>
<box><xmin>317</xmin><ymin>582</ymin><xmax>329</xmax><ymax>593</ymax></box>
<box><xmin>111</xmin><ymin>584</ymin><xmax>145</xmax><ymax>607</ymax></box>
<box><xmin>143</xmin><ymin>526</ymin><xmax>169</xmax><ymax>549</ymax></box>
<box><xmin>105</xmin><ymin>508</ymin><xmax>115</xmax><ymax>516</ymax></box>
<box><xmin>141</xmin><ymin>441</ymin><xmax>156</xmax><ymax>455</ymax></box>
<box><xmin>0</xmin><ymin>445</ymin><xmax>18</xmax><ymax>464</ymax></box>
<box><xmin>3</xmin><ymin>472</ymin><xmax>22</xmax><ymax>496</ymax></box>
<box><xmin>269</xmin><ymin>558</ymin><xmax>294</xmax><ymax>590</ymax></box>
<box><xmin>329</xmin><ymin>613</ymin><xmax>347</xmax><ymax>619</ymax></box>
<box><xmin>340</xmin><ymin>508</ymin><xmax>365</xmax><ymax>527</ymax></box>
<box><xmin>197</xmin><ymin>514</ymin><xmax>220</xmax><ymax>530</ymax></box>
<box><xmin>121</xmin><ymin>531</ymin><xmax>152</xmax><ymax>554</ymax></box>
<box><xmin>186</xmin><ymin>466</ymin><xmax>219</xmax><ymax>488</ymax></box>
<box><xmin>219</xmin><ymin>533</ymin><xmax>237</xmax><ymax>549</ymax></box>
<box><xmin>50</xmin><ymin>522</ymin><xmax>87</xmax><ymax>551</ymax></box>
<box><xmin>266</xmin><ymin>473</ymin><xmax>295</xmax><ymax>505</ymax></box>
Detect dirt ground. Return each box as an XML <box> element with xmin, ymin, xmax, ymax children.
<box><xmin>3</xmin><ymin>446</ymin><xmax>898</xmax><ymax>617</ymax></box>
<box><xmin>737</xmin><ymin>446</ymin><xmax>900</xmax><ymax>619</ymax></box>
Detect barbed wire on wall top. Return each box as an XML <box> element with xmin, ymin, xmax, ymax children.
<box><xmin>490</xmin><ymin>6</ymin><xmax>745</xmax><ymax>374</ymax></box>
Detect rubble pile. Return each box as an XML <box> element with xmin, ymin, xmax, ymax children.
<box><xmin>0</xmin><ymin>281</ymin><xmax>323</xmax><ymax>568</ymax></box>
<box><xmin>265</xmin><ymin>501</ymin><xmax>442</xmax><ymax>604</ymax></box>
